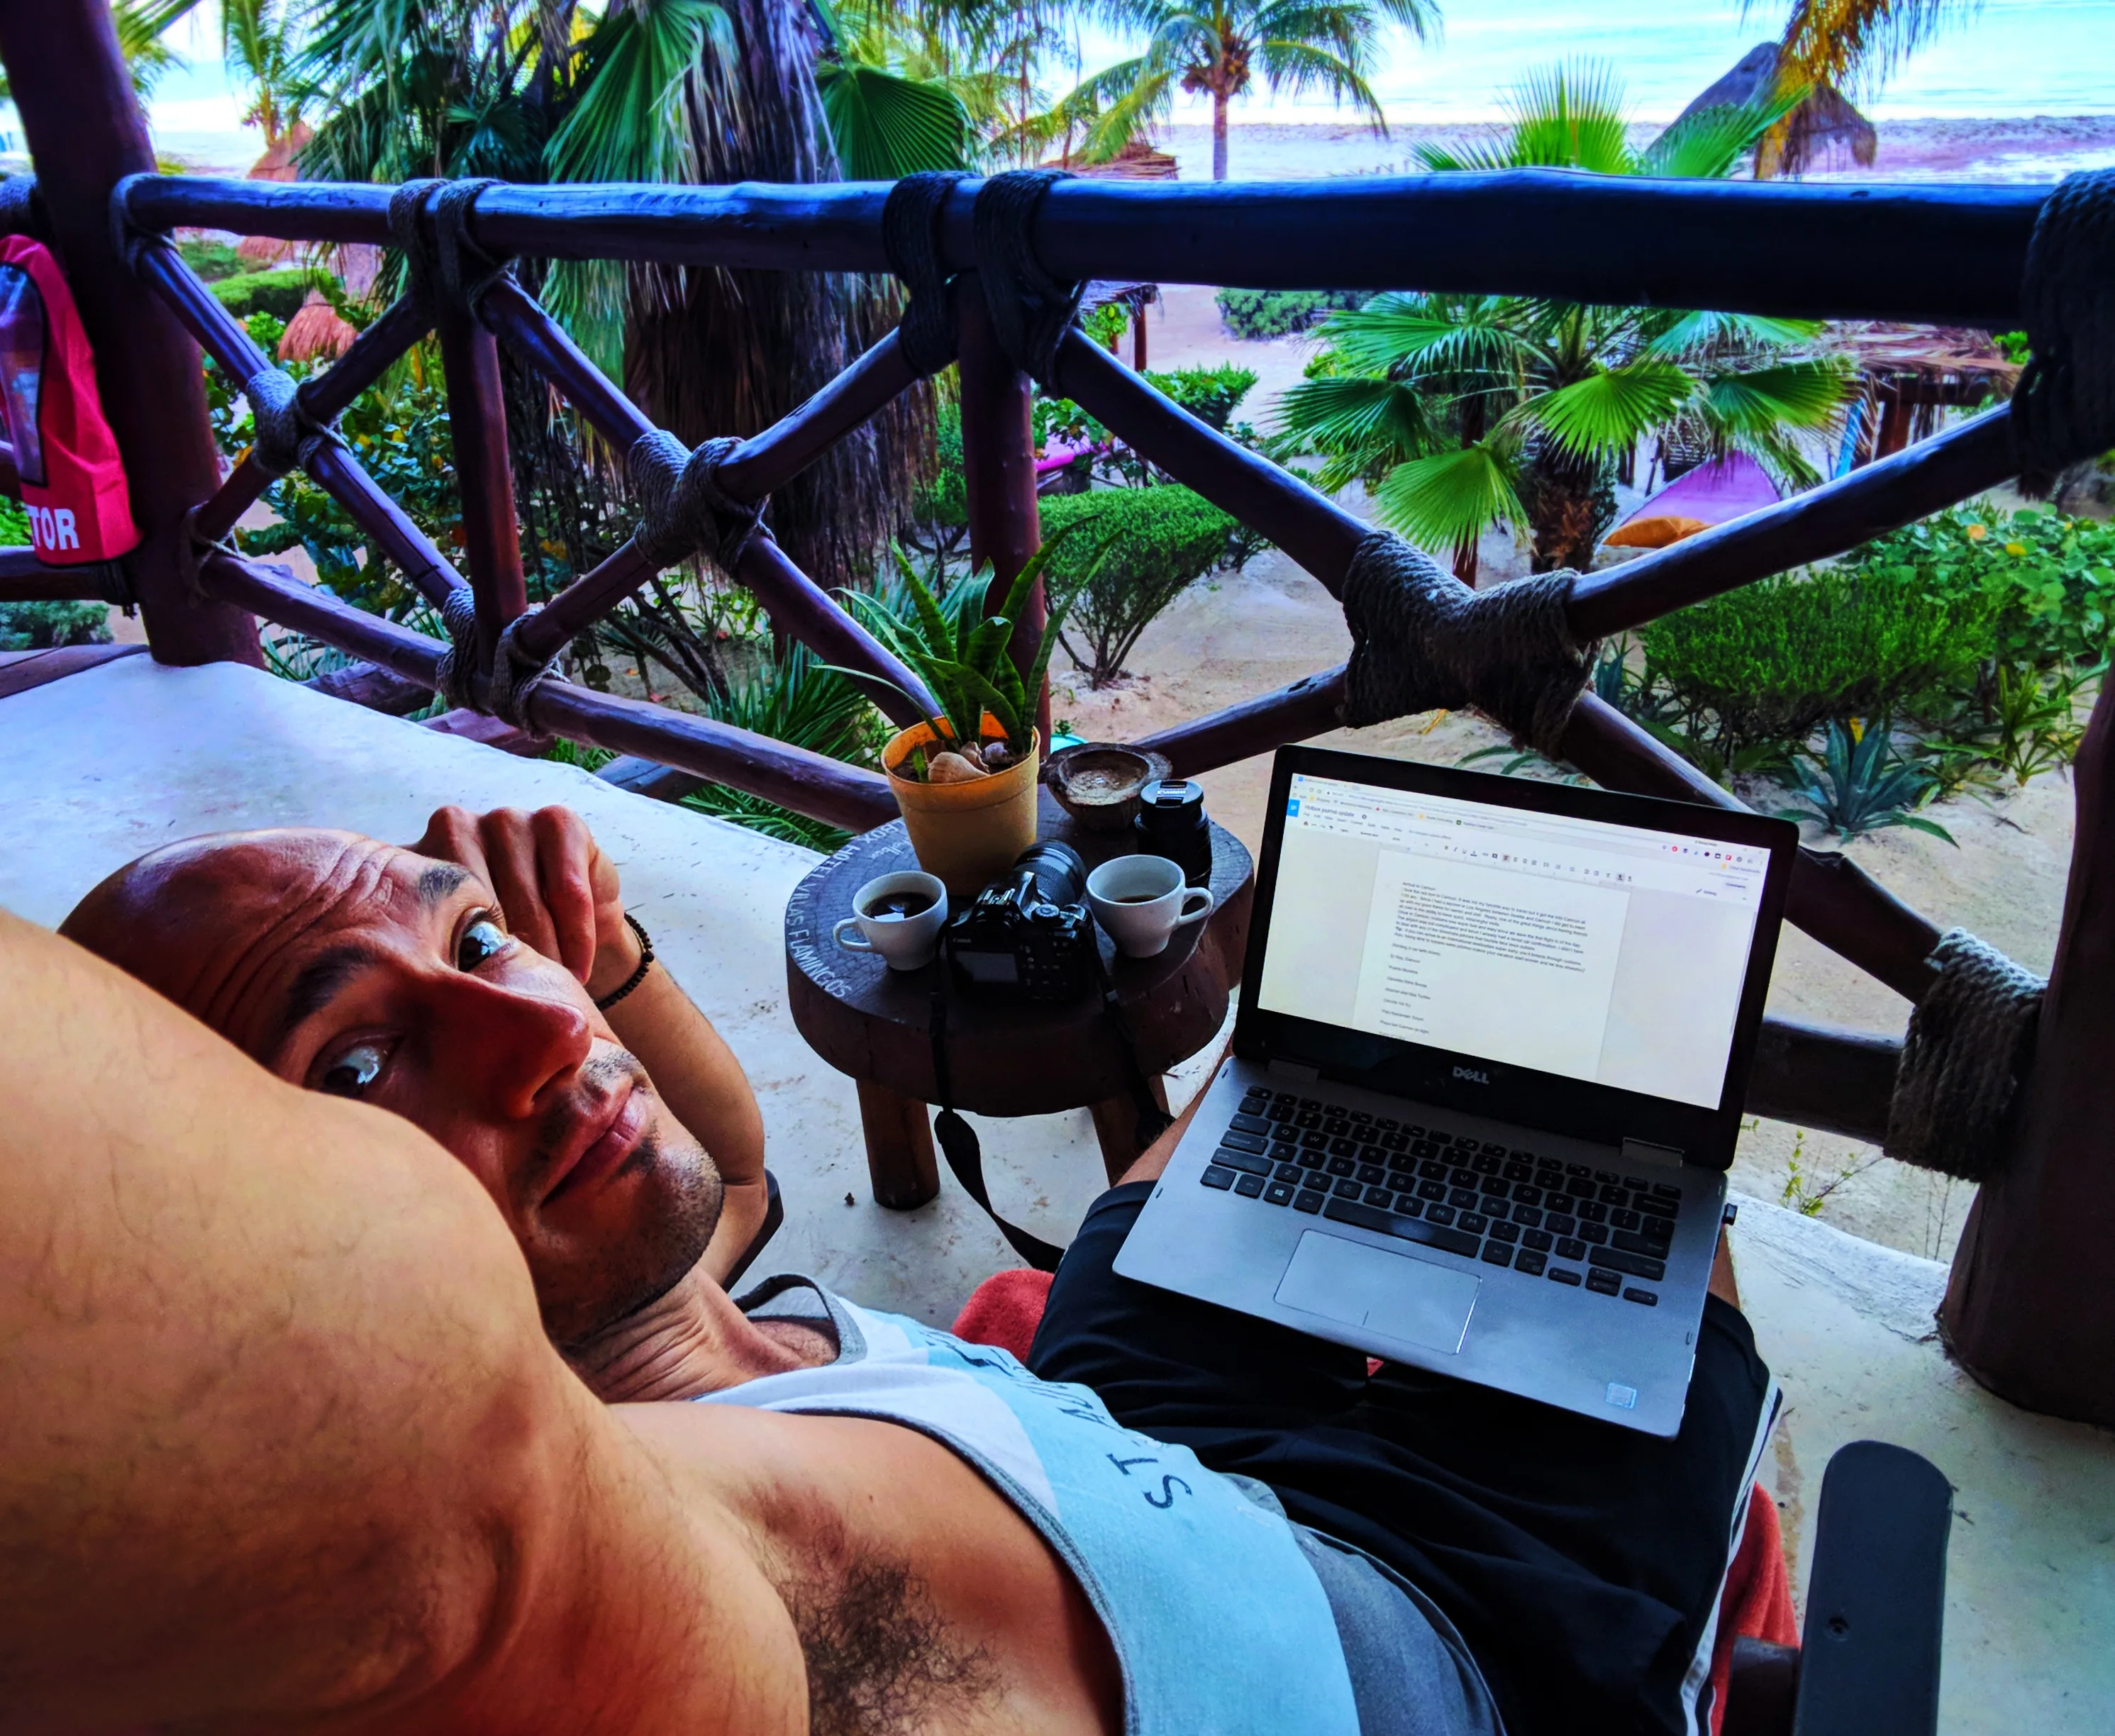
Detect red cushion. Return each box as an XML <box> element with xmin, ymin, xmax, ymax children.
<box><xmin>950</xmin><ymin>1267</ymin><xmax>1802</xmax><ymax>1723</ymax></box>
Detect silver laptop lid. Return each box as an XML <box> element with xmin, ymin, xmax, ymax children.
<box><xmin>1236</xmin><ymin>747</ymin><xmax>1798</xmax><ymax>1167</ymax></box>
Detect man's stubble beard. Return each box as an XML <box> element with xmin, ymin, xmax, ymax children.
<box><xmin>536</xmin><ymin>1051</ymin><xmax>724</xmax><ymax>1350</ymax></box>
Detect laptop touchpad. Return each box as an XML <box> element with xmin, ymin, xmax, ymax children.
<box><xmin>1275</xmin><ymin>1232</ymin><xmax>1480</xmax><ymax>1354</ymax></box>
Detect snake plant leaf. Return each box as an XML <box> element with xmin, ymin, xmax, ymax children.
<box><xmin>954</xmin><ymin>667</ymin><xmax>1023</xmax><ymax>747</ymax></box>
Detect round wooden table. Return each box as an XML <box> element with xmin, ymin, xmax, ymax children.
<box><xmin>786</xmin><ymin>789</ymin><xmax>1254</xmax><ymax>1208</ymax></box>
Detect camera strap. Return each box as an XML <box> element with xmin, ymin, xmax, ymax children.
<box><xmin>925</xmin><ymin>965</ymin><xmax>1175</xmax><ymax>1274</ymax></box>
<box><xmin>928</xmin><ymin>989</ymin><xmax>1067</xmax><ymax>1272</ymax></box>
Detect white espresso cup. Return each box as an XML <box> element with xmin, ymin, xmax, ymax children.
<box><xmin>1086</xmin><ymin>854</ymin><xmax>1214</xmax><ymax>959</ymax></box>
<box><xmin>834</xmin><ymin>870</ymin><xmax>948</xmax><ymax>971</ymax></box>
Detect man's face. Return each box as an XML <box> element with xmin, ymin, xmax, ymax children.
<box><xmin>62</xmin><ymin>830</ymin><xmax>721</xmax><ymax>1348</ymax></box>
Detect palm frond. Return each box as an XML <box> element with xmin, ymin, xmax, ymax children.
<box><xmin>1639</xmin><ymin>84</ymin><xmax>1803</xmax><ymax>179</ymax></box>
<box><xmin>1372</xmin><ymin>442</ymin><xmax>1526</xmax><ymax>552</ymax></box>
<box><xmin>816</xmin><ymin>60</ymin><xmax>970</xmax><ymax>177</ymax></box>
<box><xmin>1519</xmin><ymin>360</ymin><xmax>1694</xmax><ymax>462</ymax></box>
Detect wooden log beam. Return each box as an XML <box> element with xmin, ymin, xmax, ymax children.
<box><xmin>0</xmin><ymin>17</ymin><xmax>256</xmax><ymax>666</ymax></box>
<box><xmin>0</xmin><ymin>547</ymin><xmax>127</xmax><ymax>603</ymax></box>
<box><xmin>714</xmin><ymin>328</ymin><xmax>918</xmax><ymax>503</ymax></box>
<box><xmin>1134</xmin><ymin>665</ymin><xmax>1349</xmax><ymax>777</ymax></box>
<box><xmin>523</xmin><ymin>679</ymin><xmax>897</xmax><ymax>835</ymax></box>
<box><xmin>0</xmin><ymin>438</ymin><xmax>18</xmax><ymax>499</ymax></box>
<box><xmin>1567</xmin><ymin>408</ymin><xmax>2019</xmax><ymax>639</ymax></box>
<box><xmin>130</xmin><ymin>236</ymin><xmax>467</xmax><ymax>609</ymax></box>
<box><xmin>125</xmin><ymin>173</ymin><xmax>2048</xmax><ymax>326</ymax></box>
<box><xmin>483</xmin><ymin>281</ymin><xmax>935</xmax><ymax>723</ymax></box>
<box><xmin>1746</xmin><ymin>1018</ymin><xmax>1899</xmax><ymax>1147</ymax></box>
<box><xmin>1941</xmin><ymin>659</ymin><xmax>2115</xmax><ymax>1426</ymax></box>
<box><xmin>958</xmin><ymin>276</ymin><xmax>1048</xmax><ymax>740</ymax></box>
<box><xmin>188</xmin><ymin>289</ymin><xmax>432</xmax><ymax>547</ymax></box>
<box><xmin>200</xmin><ymin>549</ymin><xmax>898</xmax><ymax>835</ymax></box>
<box><xmin>433</xmin><ymin>296</ymin><xmax>528</xmax><ymax>645</ymax></box>
<box><xmin>305</xmin><ymin>660</ymin><xmax>432</xmax><ymax>716</ymax></box>
<box><xmin>1055</xmin><ymin>331</ymin><xmax>1367</xmax><ymax>594</ymax></box>
<box><xmin>198</xmin><ymin>550</ymin><xmax>447</xmax><ymax>689</ymax></box>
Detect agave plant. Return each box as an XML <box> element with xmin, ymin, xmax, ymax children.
<box><xmin>1274</xmin><ymin>62</ymin><xmax>1854</xmax><ymax>578</ymax></box>
<box><xmin>840</xmin><ymin>526</ymin><xmax>1112</xmax><ymax>777</ymax></box>
<box><xmin>1778</xmin><ymin>719</ymin><xmax>1955</xmax><ymax>845</ymax></box>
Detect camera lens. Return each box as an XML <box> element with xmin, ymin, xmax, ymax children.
<box><xmin>1014</xmin><ymin>840</ymin><xmax>1087</xmax><ymax>906</ymax></box>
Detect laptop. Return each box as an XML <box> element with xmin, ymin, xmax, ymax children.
<box><xmin>1114</xmin><ymin>746</ymin><xmax>1797</xmax><ymax>1436</ymax></box>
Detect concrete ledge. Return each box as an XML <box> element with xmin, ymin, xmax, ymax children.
<box><xmin>1730</xmin><ymin>1191</ymin><xmax>2114</xmax><ymax>1733</ymax></box>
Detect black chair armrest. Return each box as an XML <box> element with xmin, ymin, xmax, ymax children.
<box><xmin>1792</xmin><ymin>1440</ymin><xmax>1952</xmax><ymax>1736</ymax></box>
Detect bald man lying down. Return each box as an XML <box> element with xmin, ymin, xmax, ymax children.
<box><xmin>16</xmin><ymin>808</ymin><xmax>1777</xmax><ymax>1735</ymax></box>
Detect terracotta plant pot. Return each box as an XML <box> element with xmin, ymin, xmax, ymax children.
<box><xmin>882</xmin><ymin>713</ymin><xmax>1041</xmax><ymax>896</ymax></box>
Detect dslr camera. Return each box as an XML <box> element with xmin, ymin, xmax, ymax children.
<box><xmin>943</xmin><ymin>841</ymin><xmax>1098</xmax><ymax>1002</ymax></box>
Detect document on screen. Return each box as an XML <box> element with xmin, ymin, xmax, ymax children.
<box><xmin>1349</xmin><ymin>850</ymin><xmax>1630</xmax><ymax>1079</ymax></box>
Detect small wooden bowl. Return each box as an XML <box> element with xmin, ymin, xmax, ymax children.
<box><xmin>1044</xmin><ymin>743</ymin><xmax>1173</xmax><ymax>833</ymax></box>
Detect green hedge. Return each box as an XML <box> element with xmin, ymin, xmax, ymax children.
<box><xmin>178</xmin><ymin>238</ymin><xmax>245</xmax><ymax>283</ymax></box>
<box><xmin>210</xmin><ymin>267</ymin><xmax>311</xmax><ymax>323</ymax></box>
<box><xmin>0</xmin><ymin>599</ymin><xmax>111</xmax><ymax>651</ymax></box>
<box><xmin>1214</xmin><ymin>288</ymin><xmax>1371</xmax><ymax>340</ymax></box>
<box><xmin>1641</xmin><ymin>560</ymin><xmax>1994</xmax><ymax>755</ymax></box>
<box><xmin>1040</xmin><ymin>485</ymin><xmax>1235</xmax><ymax>686</ymax></box>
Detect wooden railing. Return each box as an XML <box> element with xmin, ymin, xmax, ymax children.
<box><xmin>0</xmin><ymin>112</ymin><xmax>2109</xmax><ymax>1423</ymax></box>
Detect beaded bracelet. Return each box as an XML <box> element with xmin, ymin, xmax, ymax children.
<box><xmin>594</xmin><ymin>912</ymin><xmax>655</xmax><ymax>1011</ymax></box>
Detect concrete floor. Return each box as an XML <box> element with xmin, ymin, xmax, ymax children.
<box><xmin>3</xmin><ymin>657</ymin><xmax>2110</xmax><ymax>1730</ymax></box>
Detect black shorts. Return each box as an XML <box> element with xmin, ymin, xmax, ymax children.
<box><xmin>1028</xmin><ymin>1182</ymin><xmax>1775</xmax><ymax>1736</ymax></box>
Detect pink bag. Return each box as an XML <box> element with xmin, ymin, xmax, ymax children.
<box><xmin>0</xmin><ymin>235</ymin><xmax>138</xmax><ymax>564</ymax></box>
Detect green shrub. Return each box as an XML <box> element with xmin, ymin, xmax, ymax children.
<box><xmin>0</xmin><ymin>599</ymin><xmax>111</xmax><ymax>651</ymax></box>
<box><xmin>1040</xmin><ymin>485</ymin><xmax>1235</xmax><ymax>686</ymax></box>
<box><xmin>1214</xmin><ymin>288</ymin><xmax>1370</xmax><ymax>340</ymax></box>
<box><xmin>179</xmin><ymin>238</ymin><xmax>245</xmax><ymax>283</ymax></box>
<box><xmin>0</xmin><ymin>493</ymin><xmax>28</xmax><ymax>542</ymax></box>
<box><xmin>911</xmin><ymin>401</ymin><xmax>967</xmax><ymax>529</ymax></box>
<box><xmin>210</xmin><ymin>267</ymin><xmax>311</xmax><ymax>322</ymax></box>
<box><xmin>1835</xmin><ymin>505</ymin><xmax>2115</xmax><ymax>672</ymax></box>
<box><xmin>1641</xmin><ymin>561</ymin><xmax>1994</xmax><ymax>759</ymax></box>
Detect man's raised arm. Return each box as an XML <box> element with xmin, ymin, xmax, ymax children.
<box><xmin>0</xmin><ymin>910</ymin><xmax>792</xmax><ymax>1734</ymax></box>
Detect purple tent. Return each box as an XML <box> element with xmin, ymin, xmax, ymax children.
<box><xmin>1605</xmin><ymin>452</ymin><xmax>1782</xmax><ymax>549</ymax></box>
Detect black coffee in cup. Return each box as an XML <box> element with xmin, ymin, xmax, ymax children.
<box><xmin>862</xmin><ymin>890</ymin><xmax>936</xmax><ymax>920</ymax></box>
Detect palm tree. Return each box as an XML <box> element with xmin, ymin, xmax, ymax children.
<box><xmin>1053</xmin><ymin>0</ymin><xmax>1439</xmax><ymax>182</ymax></box>
<box><xmin>296</xmin><ymin>0</ymin><xmax>941</xmax><ymax>593</ymax></box>
<box><xmin>221</xmin><ymin>0</ymin><xmax>306</xmax><ymax>148</ymax></box>
<box><xmin>1758</xmin><ymin>0</ymin><xmax>1979</xmax><ymax>177</ymax></box>
<box><xmin>1275</xmin><ymin>65</ymin><xmax>1854</xmax><ymax>578</ymax></box>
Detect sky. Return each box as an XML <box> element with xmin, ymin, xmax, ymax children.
<box><xmin>117</xmin><ymin>0</ymin><xmax>2115</xmax><ymax>171</ymax></box>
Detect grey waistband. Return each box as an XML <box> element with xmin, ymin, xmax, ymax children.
<box><xmin>1294</xmin><ymin>1525</ymin><xmax>1506</xmax><ymax>1736</ymax></box>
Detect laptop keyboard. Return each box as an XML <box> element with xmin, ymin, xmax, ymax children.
<box><xmin>1200</xmin><ymin>1085</ymin><xmax>1684</xmax><ymax>1307</ymax></box>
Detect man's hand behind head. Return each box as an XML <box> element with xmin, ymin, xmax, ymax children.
<box><xmin>408</xmin><ymin>804</ymin><xmax>643</xmax><ymax>1001</ymax></box>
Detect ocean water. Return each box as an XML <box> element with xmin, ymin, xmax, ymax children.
<box><xmin>38</xmin><ymin>0</ymin><xmax>2115</xmax><ymax>172</ymax></box>
<box><xmin>1077</xmin><ymin>0</ymin><xmax>2115</xmax><ymax>122</ymax></box>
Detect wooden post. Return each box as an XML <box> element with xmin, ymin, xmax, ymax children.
<box><xmin>434</xmin><ymin>299</ymin><xmax>528</xmax><ymax>652</ymax></box>
<box><xmin>855</xmin><ymin>1080</ymin><xmax>940</xmax><ymax>1210</ymax></box>
<box><xmin>1939</xmin><ymin>672</ymin><xmax>2115</xmax><ymax>1427</ymax></box>
<box><xmin>1872</xmin><ymin>379</ymin><xmax>1915</xmax><ymax>462</ymax></box>
<box><xmin>1132</xmin><ymin>302</ymin><xmax>1148</xmax><ymax>373</ymax></box>
<box><xmin>0</xmin><ymin>0</ymin><xmax>257</xmax><ymax>667</ymax></box>
<box><xmin>956</xmin><ymin>274</ymin><xmax>1050</xmax><ymax>743</ymax></box>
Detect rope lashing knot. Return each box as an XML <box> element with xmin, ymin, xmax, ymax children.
<box><xmin>1338</xmin><ymin>530</ymin><xmax>1594</xmax><ymax>755</ymax></box>
<box><xmin>1884</xmin><ymin>929</ymin><xmax>2045</xmax><ymax>1183</ymax></box>
<box><xmin>2012</xmin><ymin>166</ymin><xmax>2115</xmax><ymax>495</ymax></box>
<box><xmin>882</xmin><ymin>171</ymin><xmax>967</xmax><ymax>379</ymax></box>
<box><xmin>486</xmin><ymin>607</ymin><xmax>554</xmax><ymax>732</ymax></box>
<box><xmin>626</xmin><ymin>430</ymin><xmax>766</xmax><ymax>574</ymax></box>
<box><xmin>431</xmin><ymin>584</ymin><xmax>483</xmax><ymax>713</ymax></box>
<box><xmin>387</xmin><ymin>177</ymin><xmax>515</xmax><ymax>319</ymax></box>
<box><xmin>970</xmin><ymin>169</ymin><xmax>1082</xmax><ymax>389</ymax></box>
<box><xmin>243</xmin><ymin>365</ymin><xmax>340</xmax><ymax>477</ymax></box>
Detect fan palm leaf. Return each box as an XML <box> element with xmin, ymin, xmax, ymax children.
<box><xmin>1519</xmin><ymin>360</ymin><xmax>1694</xmax><ymax>464</ymax></box>
<box><xmin>1372</xmin><ymin>443</ymin><xmax>1527</xmax><ymax>552</ymax></box>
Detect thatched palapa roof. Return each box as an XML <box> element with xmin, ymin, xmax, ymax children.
<box><xmin>1670</xmin><ymin>44</ymin><xmax>1876</xmax><ymax>176</ymax></box>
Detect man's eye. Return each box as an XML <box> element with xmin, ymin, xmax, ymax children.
<box><xmin>456</xmin><ymin>916</ymin><xmax>509</xmax><ymax>972</ymax></box>
<box><xmin>319</xmin><ymin>1041</ymin><xmax>387</xmax><ymax>1099</ymax></box>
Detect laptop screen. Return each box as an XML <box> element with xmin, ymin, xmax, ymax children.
<box><xmin>1255</xmin><ymin>771</ymin><xmax>1772</xmax><ymax>1111</ymax></box>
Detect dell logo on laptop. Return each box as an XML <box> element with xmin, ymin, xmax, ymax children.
<box><xmin>1452</xmin><ymin>1065</ymin><xmax>1492</xmax><ymax>1085</ymax></box>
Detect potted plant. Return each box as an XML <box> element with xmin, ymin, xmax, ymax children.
<box><xmin>841</xmin><ymin>529</ymin><xmax>1107</xmax><ymax>894</ymax></box>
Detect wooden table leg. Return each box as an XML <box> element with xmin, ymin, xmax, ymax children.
<box><xmin>856</xmin><ymin>1079</ymin><xmax>940</xmax><ymax>1210</ymax></box>
<box><xmin>1088</xmin><ymin>1077</ymin><xmax>1172</xmax><ymax>1186</ymax></box>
